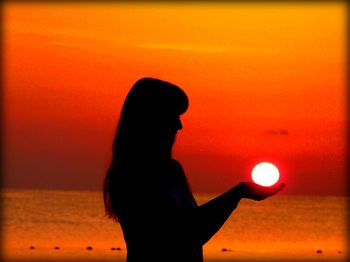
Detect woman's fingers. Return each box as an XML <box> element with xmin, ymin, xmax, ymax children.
<box><xmin>240</xmin><ymin>182</ymin><xmax>285</xmax><ymax>200</ymax></box>
<box><xmin>267</xmin><ymin>182</ymin><xmax>285</xmax><ymax>195</ymax></box>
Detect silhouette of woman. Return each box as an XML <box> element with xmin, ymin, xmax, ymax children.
<box><xmin>103</xmin><ymin>78</ymin><xmax>284</xmax><ymax>262</ymax></box>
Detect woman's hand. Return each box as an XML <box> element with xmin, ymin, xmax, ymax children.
<box><xmin>238</xmin><ymin>182</ymin><xmax>285</xmax><ymax>201</ymax></box>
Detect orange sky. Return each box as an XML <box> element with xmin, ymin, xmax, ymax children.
<box><xmin>3</xmin><ymin>3</ymin><xmax>347</xmax><ymax>195</ymax></box>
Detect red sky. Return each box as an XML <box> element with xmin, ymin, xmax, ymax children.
<box><xmin>3</xmin><ymin>3</ymin><xmax>347</xmax><ymax>195</ymax></box>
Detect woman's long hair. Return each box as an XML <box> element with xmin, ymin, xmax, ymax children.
<box><xmin>103</xmin><ymin>78</ymin><xmax>189</xmax><ymax>221</ymax></box>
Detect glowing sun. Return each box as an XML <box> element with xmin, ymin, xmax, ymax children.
<box><xmin>251</xmin><ymin>162</ymin><xmax>280</xmax><ymax>187</ymax></box>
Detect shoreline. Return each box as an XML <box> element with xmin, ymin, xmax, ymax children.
<box><xmin>3</xmin><ymin>245</ymin><xmax>347</xmax><ymax>262</ymax></box>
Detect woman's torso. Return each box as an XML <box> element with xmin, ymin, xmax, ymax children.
<box><xmin>114</xmin><ymin>159</ymin><xmax>203</xmax><ymax>262</ymax></box>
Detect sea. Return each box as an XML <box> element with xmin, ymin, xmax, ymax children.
<box><xmin>1</xmin><ymin>189</ymin><xmax>348</xmax><ymax>262</ymax></box>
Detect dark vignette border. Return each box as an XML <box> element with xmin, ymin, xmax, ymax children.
<box><xmin>0</xmin><ymin>0</ymin><xmax>348</xmax><ymax>262</ymax></box>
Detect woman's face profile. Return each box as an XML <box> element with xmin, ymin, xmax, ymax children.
<box><xmin>119</xmin><ymin>78</ymin><xmax>188</xmax><ymax>159</ymax></box>
<box><xmin>156</xmin><ymin>114</ymin><xmax>183</xmax><ymax>154</ymax></box>
<box><xmin>165</xmin><ymin>115</ymin><xmax>182</xmax><ymax>132</ymax></box>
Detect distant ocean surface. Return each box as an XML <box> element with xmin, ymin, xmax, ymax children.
<box><xmin>2</xmin><ymin>189</ymin><xmax>348</xmax><ymax>261</ymax></box>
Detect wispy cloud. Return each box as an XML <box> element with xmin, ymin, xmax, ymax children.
<box><xmin>137</xmin><ymin>43</ymin><xmax>229</xmax><ymax>53</ymax></box>
<box><xmin>136</xmin><ymin>42</ymin><xmax>284</xmax><ymax>58</ymax></box>
<box><xmin>265</xmin><ymin>129</ymin><xmax>289</xmax><ymax>136</ymax></box>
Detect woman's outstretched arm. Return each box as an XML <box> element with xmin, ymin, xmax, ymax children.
<box><xmin>181</xmin><ymin>182</ymin><xmax>285</xmax><ymax>246</ymax></box>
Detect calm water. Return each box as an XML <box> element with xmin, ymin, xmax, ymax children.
<box><xmin>1</xmin><ymin>189</ymin><xmax>349</xmax><ymax>261</ymax></box>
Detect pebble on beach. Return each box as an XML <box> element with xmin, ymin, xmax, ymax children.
<box><xmin>86</xmin><ymin>246</ymin><xmax>93</xmax><ymax>251</ymax></box>
<box><xmin>29</xmin><ymin>246</ymin><xmax>35</xmax><ymax>250</ymax></box>
<box><xmin>316</xmin><ymin>250</ymin><xmax>322</xmax><ymax>254</ymax></box>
